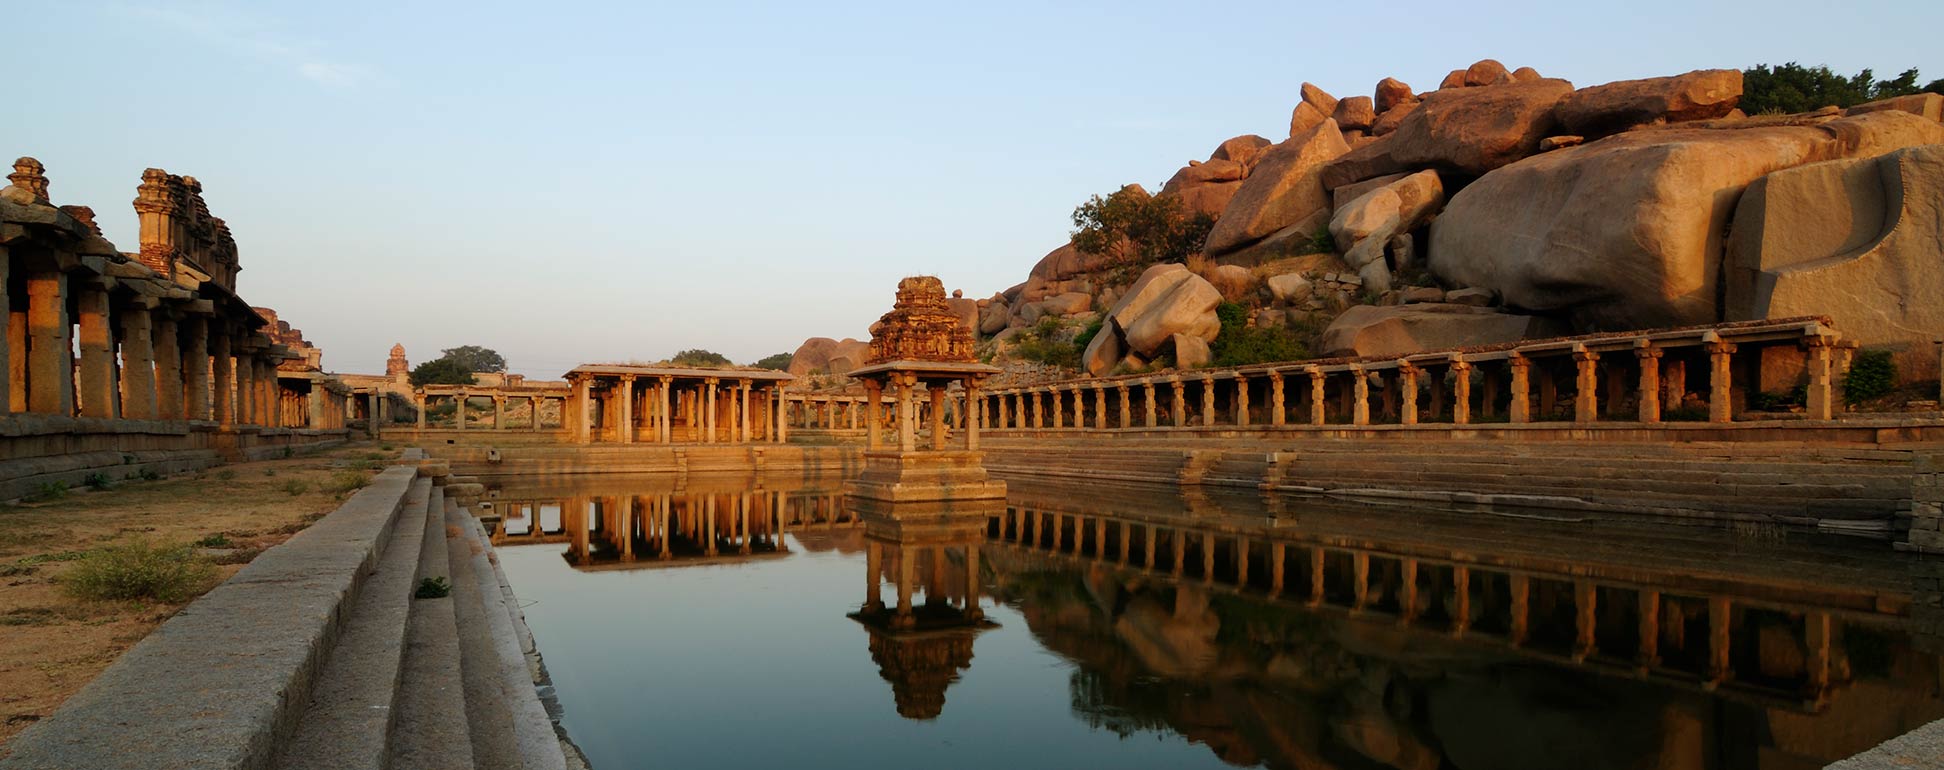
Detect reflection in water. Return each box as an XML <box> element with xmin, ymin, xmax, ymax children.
<box><xmin>483</xmin><ymin>473</ymin><xmax>1944</xmax><ymax>770</ymax></box>
<box><xmin>849</xmin><ymin>497</ymin><xmax>1003</xmax><ymax>719</ymax></box>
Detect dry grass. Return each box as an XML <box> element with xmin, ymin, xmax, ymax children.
<box><xmin>0</xmin><ymin>442</ymin><xmax>394</xmax><ymax>747</ymax></box>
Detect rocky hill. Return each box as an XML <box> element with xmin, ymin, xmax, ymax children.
<box><xmin>796</xmin><ymin>60</ymin><xmax>1944</xmax><ymax>388</ymax></box>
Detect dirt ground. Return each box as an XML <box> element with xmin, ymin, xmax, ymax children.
<box><xmin>0</xmin><ymin>441</ymin><xmax>397</xmax><ymax>747</ymax></box>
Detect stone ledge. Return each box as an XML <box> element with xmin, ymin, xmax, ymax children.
<box><xmin>0</xmin><ymin>466</ymin><xmax>419</xmax><ymax>770</ymax></box>
<box><xmin>1825</xmin><ymin>717</ymin><xmax>1944</xmax><ymax>769</ymax></box>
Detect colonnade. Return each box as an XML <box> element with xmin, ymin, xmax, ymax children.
<box><xmin>982</xmin><ymin>319</ymin><xmax>1850</xmax><ymax>433</ymax></box>
<box><xmin>990</xmin><ymin>503</ymin><xmax>1852</xmax><ymax>708</ymax></box>
<box><xmin>411</xmin><ymin>387</ymin><xmax>568</xmax><ymax>431</ymax></box>
<box><xmin>564</xmin><ymin>367</ymin><xmax>796</xmax><ymax>445</ymax></box>
<box><xmin>1</xmin><ymin>157</ymin><xmax>347</xmax><ymax>432</ymax></box>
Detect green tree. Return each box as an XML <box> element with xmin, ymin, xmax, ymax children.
<box><xmin>670</xmin><ymin>349</ymin><xmax>731</xmax><ymax>367</ymax></box>
<box><xmin>438</xmin><ymin>345</ymin><xmax>506</xmax><ymax>373</ymax></box>
<box><xmin>750</xmin><ymin>352</ymin><xmax>794</xmax><ymax>370</ymax></box>
<box><xmin>1740</xmin><ymin>62</ymin><xmax>1941</xmax><ymax>114</ymax></box>
<box><xmin>1071</xmin><ymin>185</ymin><xmax>1215</xmax><ymax>267</ymax></box>
<box><xmin>409</xmin><ymin>357</ymin><xmax>477</xmax><ymax>387</ymax></box>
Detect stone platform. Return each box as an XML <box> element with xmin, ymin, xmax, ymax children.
<box><xmin>843</xmin><ymin>450</ymin><xmax>1007</xmax><ymax>503</ymax></box>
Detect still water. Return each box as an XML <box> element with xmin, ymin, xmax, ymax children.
<box><xmin>483</xmin><ymin>474</ymin><xmax>1943</xmax><ymax>770</ymax></box>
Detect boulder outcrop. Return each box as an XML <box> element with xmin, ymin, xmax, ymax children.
<box><xmin>1320</xmin><ymin>304</ymin><xmax>1550</xmax><ymax>358</ymax></box>
<box><xmin>1205</xmin><ymin>120</ymin><xmax>1350</xmax><ymax>255</ymax></box>
<box><xmin>1322</xmin><ymin>79</ymin><xmax>1575</xmax><ymax>190</ymax></box>
<box><xmin>1429</xmin><ymin>110</ymin><xmax>1944</xmax><ymax>329</ymax></box>
<box><xmin>1080</xmin><ymin>263</ymin><xmax>1222</xmax><ymax>375</ymax></box>
<box><xmin>1288</xmin><ymin>83</ymin><xmax>1340</xmax><ymax>138</ymax></box>
<box><xmin>1726</xmin><ymin>143</ymin><xmax>1944</xmax><ymax>379</ymax></box>
<box><xmin>1553</xmin><ymin>69</ymin><xmax>1742</xmax><ymax>137</ymax></box>
<box><xmin>787</xmin><ymin>337</ymin><xmax>871</xmax><ymax>376</ymax></box>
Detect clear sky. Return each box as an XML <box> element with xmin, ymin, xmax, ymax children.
<box><xmin>9</xmin><ymin>1</ymin><xmax>1940</xmax><ymax>377</ymax></box>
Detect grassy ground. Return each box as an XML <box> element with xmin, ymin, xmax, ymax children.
<box><xmin>0</xmin><ymin>441</ymin><xmax>397</xmax><ymax>746</ymax></box>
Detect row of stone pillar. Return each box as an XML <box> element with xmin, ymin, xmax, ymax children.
<box><xmin>412</xmin><ymin>392</ymin><xmax>560</xmax><ymax>431</ymax></box>
<box><xmin>981</xmin><ymin>337</ymin><xmax>1846</xmax><ymax>432</ymax></box>
<box><xmin>0</xmin><ymin>258</ymin><xmax>290</xmax><ymax>428</ymax></box>
<box><xmin>858</xmin><ymin>377</ymin><xmax>983</xmax><ymax>453</ymax></box>
<box><xmin>567</xmin><ymin>375</ymin><xmax>780</xmax><ymax>445</ymax></box>
<box><xmin>990</xmin><ymin>507</ymin><xmax>1835</xmax><ymax>698</ymax></box>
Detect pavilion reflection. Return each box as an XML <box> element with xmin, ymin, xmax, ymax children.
<box><xmin>482</xmin><ymin>474</ymin><xmax>858</xmax><ymax>570</ymax></box>
<box><xmin>984</xmin><ymin>479</ymin><xmax>1944</xmax><ymax>770</ymax></box>
<box><xmin>847</xmin><ymin>496</ymin><xmax>1002</xmax><ymax>720</ymax></box>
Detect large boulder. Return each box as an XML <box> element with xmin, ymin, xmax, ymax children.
<box><xmin>1429</xmin><ymin>111</ymin><xmax>1944</xmax><ymax>329</ymax></box>
<box><xmin>1287</xmin><ymin>82</ymin><xmax>1340</xmax><ymax>138</ymax></box>
<box><xmin>1084</xmin><ymin>263</ymin><xmax>1223</xmax><ymax>367</ymax></box>
<box><xmin>946</xmin><ymin>294</ymin><xmax>979</xmax><ymax>334</ymax></box>
<box><xmin>1553</xmin><ymin>69</ymin><xmax>1743</xmax><ymax>137</ymax></box>
<box><xmin>1320</xmin><ymin>304</ymin><xmax>1549</xmax><ymax>358</ymax></box>
<box><xmin>1374</xmin><ymin>77</ymin><xmax>1415</xmax><ymax>114</ymax></box>
<box><xmin>1172</xmin><ymin>333</ymin><xmax>1212</xmax><ymax>369</ymax></box>
<box><xmin>1847</xmin><ymin>93</ymin><xmax>1944</xmax><ymax>122</ymax></box>
<box><xmin>1161</xmin><ymin>159</ymin><xmax>1248</xmax><ymax>218</ymax></box>
<box><xmin>1204</xmin><ymin>120</ymin><xmax>1351</xmax><ymax>255</ymax></box>
<box><xmin>1727</xmin><ymin>143</ymin><xmax>1944</xmax><ymax>381</ymax></box>
<box><xmin>1321</xmin><ymin>79</ymin><xmax>1575</xmax><ymax>190</ymax></box>
<box><xmin>1210</xmin><ymin>134</ymin><xmax>1274</xmax><ymax>168</ymax></box>
<box><xmin>1162</xmin><ymin>159</ymin><xmax>1246</xmax><ymax>189</ymax></box>
<box><xmin>1040</xmin><ymin>291</ymin><xmax>1093</xmax><ymax>317</ymax></box>
<box><xmin>1333</xmin><ymin>96</ymin><xmax>1376</xmax><ymax>131</ymax></box>
<box><xmin>1204</xmin><ymin>264</ymin><xmax>1255</xmax><ymax>301</ymax></box>
<box><xmin>787</xmin><ymin>337</ymin><xmax>871</xmax><ymax>376</ymax></box>
<box><xmin>978</xmin><ymin>301</ymin><xmax>1010</xmax><ymax>335</ymax></box>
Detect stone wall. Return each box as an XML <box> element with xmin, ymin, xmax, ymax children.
<box><xmin>1908</xmin><ymin>453</ymin><xmax>1944</xmax><ymax>553</ymax></box>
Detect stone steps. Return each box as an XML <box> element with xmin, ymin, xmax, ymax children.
<box><xmin>447</xmin><ymin>498</ymin><xmax>524</xmax><ymax>770</ymax></box>
<box><xmin>269</xmin><ymin>478</ymin><xmax>432</xmax><ymax>770</ymax></box>
<box><xmin>386</xmin><ymin>485</ymin><xmax>477</xmax><ymax>770</ymax></box>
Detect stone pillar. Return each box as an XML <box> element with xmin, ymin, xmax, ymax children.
<box><xmin>153</xmin><ymin>314</ymin><xmax>183</xmax><ymax>420</ymax></box>
<box><xmin>1636</xmin><ymin>344</ymin><xmax>1663</xmax><ymax>423</ymax></box>
<box><xmin>181</xmin><ymin>316</ymin><xmax>209</xmax><ymax>420</ymax></box>
<box><xmin>616</xmin><ymin>375</ymin><xmax>634</xmax><ymax>443</ymax></box>
<box><xmin>415</xmin><ymin>391</ymin><xmax>427</xmax><ymax>429</ymax></box>
<box><xmin>493</xmin><ymin>394</ymin><xmax>507</xmax><ymax>431</ymax></box>
<box><xmin>1030</xmin><ymin>389</ymin><xmax>1043</xmax><ymax>429</ymax></box>
<box><xmin>1092</xmin><ymin>384</ymin><xmax>1106</xmax><ymax>429</ymax></box>
<box><xmin>574</xmin><ymin>376</ymin><xmax>593</xmax><ymax>443</ymax></box>
<box><xmin>117</xmin><ymin>304</ymin><xmax>157</xmax><ymax>420</ymax></box>
<box><xmin>259</xmin><ymin>359</ymin><xmax>281</xmax><ymax>428</ymax></box>
<box><xmin>1235</xmin><ymin>374</ymin><xmax>1250</xmax><ymax>427</ymax></box>
<box><xmin>1449</xmin><ymin>358</ymin><xmax>1472</xmax><ymax>425</ymax></box>
<box><xmin>1169</xmin><ymin>378</ymin><xmax>1186</xmax><ymax>427</ymax></box>
<box><xmin>1350</xmin><ymin>367</ymin><xmax>1369</xmax><ymax>425</ymax></box>
<box><xmin>1308</xmin><ymin>369</ymin><xmax>1326</xmax><ymax>425</ymax></box>
<box><xmin>1804</xmin><ymin>337</ymin><xmax>1834</xmax><ymax>421</ymax></box>
<box><xmin>1707</xmin><ymin>340</ymin><xmax>1737</xmax><ymax>423</ymax></box>
<box><xmin>773</xmin><ymin>389</ymin><xmax>788</xmax><ymax>444</ymax></box>
<box><xmin>1050</xmin><ymin>388</ymin><xmax>1063</xmax><ymax>429</ymax></box>
<box><xmin>1398</xmin><ymin>362</ymin><xmax>1419</xmax><ymax>425</ymax></box>
<box><xmin>1117</xmin><ymin>385</ymin><xmax>1130</xmax><ymax>429</ymax></box>
<box><xmin>966</xmin><ymin>382</ymin><xmax>982</xmax><ymax>451</ymax></box>
<box><xmin>929</xmin><ymin>384</ymin><xmax>946</xmax><ymax>450</ymax></box>
<box><xmin>1508</xmin><ymin>355</ymin><xmax>1530</xmax><ymax>424</ymax></box>
<box><xmin>24</xmin><ymin>272</ymin><xmax>72</xmax><ymax>416</ymax></box>
<box><xmin>861</xmin><ymin>383</ymin><xmax>882</xmax><ymax>450</ymax></box>
<box><xmin>740</xmin><ymin>380</ymin><xmax>753</xmax><ymax>442</ymax></box>
<box><xmin>1269</xmin><ymin>372</ymin><xmax>1285</xmax><ymax>427</ymax></box>
<box><xmin>454</xmin><ymin>390</ymin><xmax>468</xmax><ymax>430</ymax></box>
<box><xmin>1573</xmin><ymin>348</ymin><xmax>1600</xmax><ymax>423</ymax></box>
<box><xmin>1143</xmin><ymin>382</ymin><xmax>1158</xmax><ymax>428</ymax></box>
<box><xmin>210</xmin><ymin>328</ymin><xmax>234</xmax><ymax>426</ymax></box>
<box><xmin>76</xmin><ymin>284</ymin><xmax>118</xmax><ymax>419</ymax></box>
<box><xmin>659</xmin><ymin>377</ymin><xmax>673</xmax><ymax>442</ymax></box>
<box><xmin>1637</xmin><ymin>589</ymin><xmax>1661</xmax><ymax>668</ymax></box>
<box><xmin>896</xmin><ymin>376</ymin><xmax>917</xmax><ymax>452</ymax></box>
<box><xmin>1199</xmin><ymin>376</ymin><xmax>1216</xmax><ymax>427</ymax></box>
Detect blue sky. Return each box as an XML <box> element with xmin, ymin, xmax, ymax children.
<box><xmin>9</xmin><ymin>1</ymin><xmax>1940</xmax><ymax>377</ymax></box>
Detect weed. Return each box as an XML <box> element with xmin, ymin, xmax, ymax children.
<box><xmin>27</xmin><ymin>482</ymin><xmax>68</xmax><ymax>503</ymax></box>
<box><xmin>62</xmin><ymin>541</ymin><xmax>219</xmax><ymax>603</ymax></box>
<box><xmin>138</xmin><ymin>468</ymin><xmax>162</xmax><ymax>482</ymax></box>
<box><xmin>280</xmin><ymin>479</ymin><xmax>312</xmax><ymax>496</ymax></box>
<box><xmin>282</xmin><ymin>447</ymin><xmax>294</xmax><ymax>459</ymax></box>
<box><xmin>263</xmin><ymin>469</ymin><xmax>277</xmax><ymax>478</ymax></box>
<box><xmin>414</xmin><ymin>577</ymin><xmax>452</xmax><ymax>599</ymax></box>
<box><xmin>82</xmin><ymin>473</ymin><xmax>113</xmax><ymax>491</ymax></box>
<box><xmin>210</xmin><ymin>547</ymin><xmax>263</xmax><ymax>565</ymax></box>
<box><xmin>18</xmin><ymin>551</ymin><xmax>85</xmax><ymax>565</ymax></box>
<box><xmin>1843</xmin><ymin>349</ymin><xmax>1897</xmax><ymax>406</ymax></box>
<box><xmin>215</xmin><ymin>469</ymin><xmax>236</xmax><ymax>481</ymax></box>
<box><xmin>323</xmin><ymin>471</ymin><xmax>369</xmax><ymax>496</ymax></box>
<box><xmin>1306</xmin><ymin>227</ymin><xmax>1336</xmax><ymax>255</ymax></box>
<box><xmin>192</xmin><ymin>534</ymin><xmax>232</xmax><ymax>548</ymax></box>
